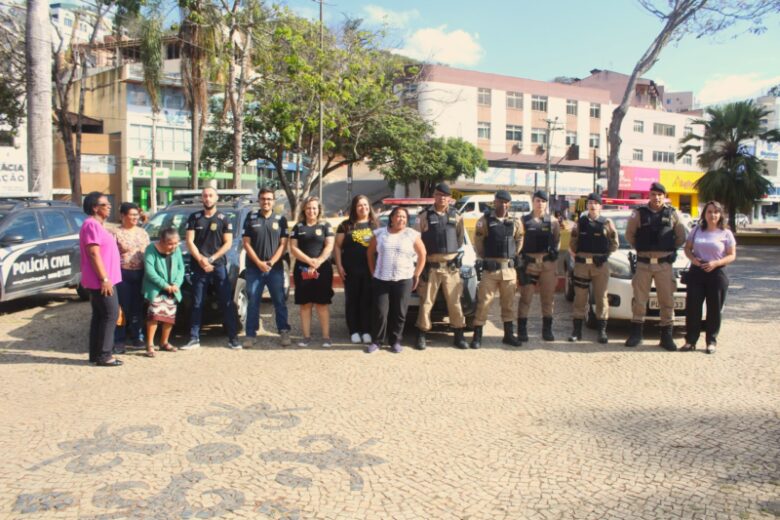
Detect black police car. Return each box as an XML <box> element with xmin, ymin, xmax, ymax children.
<box><xmin>143</xmin><ymin>190</ymin><xmax>290</xmax><ymax>330</ymax></box>
<box><xmin>0</xmin><ymin>199</ymin><xmax>89</xmax><ymax>303</ymax></box>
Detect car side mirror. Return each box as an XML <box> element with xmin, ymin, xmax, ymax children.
<box><xmin>0</xmin><ymin>234</ymin><xmax>25</xmax><ymax>246</ymax></box>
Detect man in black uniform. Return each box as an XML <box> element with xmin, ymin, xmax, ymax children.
<box><xmin>242</xmin><ymin>187</ymin><xmax>291</xmax><ymax>348</ymax></box>
<box><xmin>415</xmin><ymin>182</ymin><xmax>468</xmax><ymax>349</ymax></box>
<box><xmin>182</xmin><ymin>187</ymin><xmax>239</xmax><ymax>350</ymax></box>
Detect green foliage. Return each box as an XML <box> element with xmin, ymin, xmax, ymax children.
<box><xmin>679</xmin><ymin>100</ymin><xmax>780</xmax><ymax>230</ymax></box>
<box><xmin>0</xmin><ymin>77</ymin><xmax>24</xmax><ymax>133</ymax></box>
<box><xmin>140</xmin><ymin>11</ymin><xmax>163</xmax><ymax>113</ymax></box>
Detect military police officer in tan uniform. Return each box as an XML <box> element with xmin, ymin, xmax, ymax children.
<box><xmin>624</xmin><ymin>182</ymin><xmax>687</xmax><ymax>350</ymax></box>
<box><xmin>470</xmin><ymin>190</ymin><xmax>524</xmax><ymax>349</ymax></box>
<box><xmin>517</xmin><ymin>190</ymin><xmax>560</xmax><ymax>342</ymax></box>
<box><xmin>414</xmin><ymin>183</ymin><xmax>468</xmax><ymax>349</ymax></box>
<box><xmin>568</xmin><ymin>193</ymin><xmax>619</xmax><ymax>344</ymax></box>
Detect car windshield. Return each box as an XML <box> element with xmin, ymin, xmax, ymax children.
<box><xmin>145</xmin><ymin>209</ymin><xmax>238</xmax><ymax>241</ymax></box>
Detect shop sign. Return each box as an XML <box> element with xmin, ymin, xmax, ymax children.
<box><xmin>82</xmin><ymin>154</ymin><xmax>116</xmax><ymax>174</ymax></box>
<box><xmin>619</xmin><ymin>166</ymin><xmax>658</xmax><ymax>191</ymax></box>
<box><xmin>0</xmin><ymin>162</ymin><xmax>27</xmax><ymax>194</ymax></box>
<box><xmin>659</xmin><ymin>169</ymin><xmax>703</xmax><ymax>194</ymax></box>
<box><xmin>133</xmin><ymin>166</ymin><xmax>170</xmax><ymax>179</ymax></box>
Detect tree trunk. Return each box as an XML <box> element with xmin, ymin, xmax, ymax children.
<box><xmin>25</xmin><ymin>0</ymin><xmax>53</xmax><ymax>198</ymax></box>
<box><xmin>150</xmin><ymin>111</ymin><xmax>158</xmax><ymax>213</ymax></box>
<box><xmin>190</xmin><ymin>102</ymin><xmax>200</xmax><ymax>189</ymax></box>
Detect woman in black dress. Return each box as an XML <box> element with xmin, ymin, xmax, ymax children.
<box><xmin>334</xmin><ymin>195</ymin><xmax>379</xmax><ymax>345</ymax></box>
<box><xmin>290</xmin><ymin>196</ymin><xmax>335</xmax><ymax>347</ymax></box>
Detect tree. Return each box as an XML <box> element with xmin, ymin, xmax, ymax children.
<box><xmin>679</xmin><ymin>100</ymin><xmax>780</xmax><ymax>231</ymax></box>
<box><xmin>139</xmin><ymin>4</ymin><xmax>163</xmax><ymax>212</ymax></box>
<box><xmin>606</xmin><ymin>0</ymin><xmax>780</xmax><ymax>197</ymax></box>
<box><xmin>768</xmin><ymin>83</ymin><xmax>780</xmax><ymax>97</ymax></box>
<box><xmin>25</xmin><ymin>0</ymin><xmax>53</xmax><ymax>198</ymax></box>
<box><xmin>1</xmin><ymin>5</ymin><xmax>25</xmax><ymax>133</ymax></box>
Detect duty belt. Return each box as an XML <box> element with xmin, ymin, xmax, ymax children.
<box><xmin>637</xmin><ymin>254</ymin><xmax>675</xmax><ymax>264</ymax></box>
<box><xmin>575</xmin><ymin>255</ymin><xmax>608</xmax><ymax>266</ymax></box>
<box><xmin>483</xmin><ymin>258</ymin><xmax>515</xmax><ymax>271</ymax></box>
<box><xmin>522</xmin><ymin>253</ymin><xmax>555</xmax><ymax>264</ymax></box>
<box><xmin>426</xmin><ymin>258</ymin><xmax>460</xmax><ymax>270</ymax></box>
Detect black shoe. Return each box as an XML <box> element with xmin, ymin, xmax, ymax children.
<box><xmin>659</xmin><ymin>326</ymin><xmax>678</xmax><ymax>351</ymax></box>
<box><xmin>517</xmin><ymin>318</ymin><xmax>529</xmax><ymax>343</ymax></box>
<box><xmin>596</xmin><ymin>320</ymin><xmax>609</xmax><ymax>344</ymax></box>
<box><xmin>453</xmin><ymin>328</ymin><xmax>468</xmax><ymax>349</ymax></box>
<box><xmin>112</xmin><ymin>344</ymin><xmax>126</xmax><ymax>355</ymax></box>
<box><xmin>542</xmin><ymin>317</ymin><xmax>555</xmax><ymax>342</ymax></box>
<box><xmin>97</xmin><ymin>358</ymin><xmax>123</xmax><ymax>367</ymax></box>
<box><xmin>502</xmin><ymin>321</ymin><xmax>521</xmax><ymax>347</ymax></box>
<box><xmin>568</xmin><ymin>319</ymin><xmax>583</xmax><ymax>342</ymax></box>
<box><xmin>625</xmin><ymin>322</ymin><xmax>643</xmax><ymax>347</ymax></box>
<box><xmin>470</xmin><ymin>326</ymin><xmax>483</xmax><ymax>349</ymax></box>
<box><xmin>415</xmin><ymin>330</ymin><xmax>427</xmax><ymax>350</ymax></box>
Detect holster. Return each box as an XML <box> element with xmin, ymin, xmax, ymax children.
<box><xmin>448</xmin><ymin>250</ymin><xmax>464</xmax><ymax>269</ymax></box>
<box><xmin>628</xmin><ymin>252</ymin><xmax>637</xmax><ymax>274</ymax></box>
<box><xmin>475</xmin><ymin>260</ymin><xmax>484</xmax><ymax>281</ymax></box>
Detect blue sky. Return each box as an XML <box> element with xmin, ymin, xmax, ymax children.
<box><xmin>282</xmin><ymin>0</ymin><xmax>780</xmax><ymax>106</ymax></box>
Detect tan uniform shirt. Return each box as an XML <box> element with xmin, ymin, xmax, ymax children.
<box><xmin>569</xmin><ymin>215</ymin><xmax>619</xmax><ymax>256</ymax></box>
<box><xmin>625</xmin><ymin>204</ymin><xmax>687</xmax><ymax>257</ymax></box>
<box><xmin>415</xmin><ymin>205</ymin><xmax>465</xmax><ymax>262</ymax></box>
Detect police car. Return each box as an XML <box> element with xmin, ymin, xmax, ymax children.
<box><xmin>563</xmin><ymin>209</ymin><xmax>691</xmax><ymax>327</ymax></box>
<box><xmin>0</xmin><ymin>199</ymin><xmax>88</xmax><ymax>303</ymax></box>
<box><xmin>143</xmin><ymin>190</ymin><xmax>291</xmax><ymax>331</ymax></box>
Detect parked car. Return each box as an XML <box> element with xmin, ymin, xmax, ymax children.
<box><xmin>563</xmin><ymin>209</ymin><xmax>691</xmax><ymax>328</ymax></box>
<box><xmin>143</xmin><ymin>190</ymin><xmax>290</xmax><ymax>331</ymax></box>
<box><xmin>377</xmin><ymin>200</ymin><xmax>478</xmax><ymax>328</ymax></box>
<box><xmin>0</xmin><ymin>199</ymin><xmax>88</xmax><ymax>303</ymax></box>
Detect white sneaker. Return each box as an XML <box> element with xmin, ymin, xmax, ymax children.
<box><xmin>180</xmin><ymin>338</ymin><xmax>200</xmax><ymax>350</ymax></box>
<box><xmin>297</xmin><ymin>337</ymin><xmax>311</xmax><ymax>347</ymax></box>
<box><xmin>322</xmin><ymin>339</ymin><xmax>333</xmax><ymax>348</ymax></box>
<box><xmin>350</xmin><ymin>333</ymin><xmax>361</xmax><ymax>344</ymax></box>
<box><xmin>361</xmin><ymin>333</ymin><xmax>372</xmax><ymax>344</ymax></box>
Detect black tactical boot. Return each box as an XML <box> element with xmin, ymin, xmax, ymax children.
<box><xmin>568</xmin><ymin>319</ymin><xmax>583</xmax><ymax>342</ymax></box>
<box><xmin>625</xmin><ymin>322</ymin><xmax>643</xmax><ymax>347</ymax></box>
<box><xmin>659</xmin><ymin>326</ymin><xmax>678</xmax><ymax>351</ymax></box>
<box><xmin>453</xmin><ymin>328</ymin><xmax>468</xmax><ymax>349</ymax></box>
<box><xmin>517</xmin><ymin>318</ymin><xmax>529</xmax><ymax>342</ymax></box>
<box><xmin>415</xmin><ymin>329</ymin><xmax>427</xmax><ymax>350</ymax></box>
<box><xmin>470</xmin><ymin>326</ymin><xmax>483</xmax><ymax>349</ymax></box>
<box><xmin>596</xmin><ymin>320</ymin><xmax>609</xmax><ymax>344</ymax></box>
<box><xmin>542</xmin><ymin>317</ymin><xmax>555</xmax><ymax>341</ymax></box>
<box><xmin>502</xmin><ymin>321</ymin><xmax>521</xmax><ymax>347</ymax></box>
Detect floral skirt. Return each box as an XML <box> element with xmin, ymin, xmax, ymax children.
<box><xmin>148</xmin><ymin>294</ymin><xmax>177</xmax><ymax>324</ymax></box>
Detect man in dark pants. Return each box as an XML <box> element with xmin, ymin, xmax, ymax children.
<box><xmin>242</xmin><ymin>187</ymin><xmax>292</xmax><ymax>348</ymax></box>
<box><xmin>182</xmin><ymin>187</ymin><xmax>240</xmax><ymax>350</ymax></box>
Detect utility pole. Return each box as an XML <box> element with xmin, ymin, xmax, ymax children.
<box><xmin>26</xmin><ymin>0</ymin><xmax>53</xmax><ymax>199</ymax></box>
<box><xmin>543</xmin><ymin>117</ymin><xmax>563</xmax><ymax>195</ymax></box>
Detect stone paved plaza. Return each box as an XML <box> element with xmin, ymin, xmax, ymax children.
<box><xmin>0</xmin><ymin>246</ymin><xmax>778</xmax><ymax>519</ymax></box>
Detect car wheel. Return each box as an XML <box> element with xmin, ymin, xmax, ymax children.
<box><xmin>76</xmin><ymin>283</ymin><xmax>90</xmax><ymax>301</ymax></box>
<box><xmin>564</xmin><ymin>267</ymin><xmax>575</xmax><ymax>302</ymax></box>
<box><xmin>234</xmin><ymin>276</ymin><xmax>248</xmax><ymax>332</ymax></box>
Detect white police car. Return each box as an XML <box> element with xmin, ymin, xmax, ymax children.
<box><xmin>0</xmin><ymin>199</ymin><xmax>88</xmax><ymax>302</ymax></box>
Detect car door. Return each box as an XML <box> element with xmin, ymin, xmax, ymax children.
<box><xmin>0</xmin><ymin>211</ymin><xmax>48</xmax><ymax>301</ymax></box>
<box><xmin>40</xmin><ymin>209</ymin><xmax>80</xmax><ymax>288</ymax></box>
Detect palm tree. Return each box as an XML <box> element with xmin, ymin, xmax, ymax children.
<box><xmin>679</xmin><ymin>100</ymin><xmax>780</xmax><ymax>231</ymax></box>
<box><xmin>139</xmin><ymin>7</ymin><xmax>163</xmax><ymax>212</ymax></box>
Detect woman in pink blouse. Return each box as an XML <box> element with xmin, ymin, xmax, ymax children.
<box><xmin>79</xmin><ymin>192</ymin><xmax>123</xmax><ymax>366</ymax></box>
<box><xmin>110</xmin><ymin>202</ymin><xmax>150</xmax><ymax>352</ymax></box>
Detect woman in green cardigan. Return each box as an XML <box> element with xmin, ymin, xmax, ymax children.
<box><xmin>142</xmin><ymin>227</ymin><xmax>185</xmax><ymax>357</ymax></box>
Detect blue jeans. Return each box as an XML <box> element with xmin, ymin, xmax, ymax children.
<box><xmin>114</xmin><ymin>268</ymin><xmax>145</xmax><ymax>345</ymax></box>
<box><xmin>245</xmin><ymin>265</ymin><xmax>290</xmax><ymax>337</ymax></box>
<box><xmin>190</xmin><ymin>264</ymin><xmax>238</xmax><ymax>340</ymax></box>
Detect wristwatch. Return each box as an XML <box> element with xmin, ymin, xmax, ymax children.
<box><xmin>102</xmin><ymin>277</ymin><xmax>109</xmax><ymax>283</ymax></box>
<box><xmin>207</xmin><ymin>256</ymin><xmax>215</xmax><ymax>264</ymax></box>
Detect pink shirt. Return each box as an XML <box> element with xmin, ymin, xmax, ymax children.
<box><xmin>79</xmin><ymin>217</ymin><xmax>122</xmax><ymax>289</ymax></box>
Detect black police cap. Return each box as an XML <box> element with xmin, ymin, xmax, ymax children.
<box><xmin>649</xmin><ymin>182</ymin><xmax>667</xmax><ymax>195</ymax></box>
<box><xmin>533</xmin><ymin>190</ymin><xmax>548</xmax><ymax>202</ymax></box>
<box><xmin>495</xmin><ymin>190</ymin><xmax>512</xmax><ymax>202</ymax></box>
<box><xmin>587</xmin><ymin>192</ymin><xmax>602</xmax><ymax>204</ymax></box>
<box><xmin>434</xmin><ymin>182</ymin><xmax>451</xmax><ymax>196</ymax></box>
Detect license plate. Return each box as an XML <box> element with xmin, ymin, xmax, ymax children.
<box><xmin>648</xmin><ymin>296</ymin><xmax>685</xmax><ymax>310</ymax></box>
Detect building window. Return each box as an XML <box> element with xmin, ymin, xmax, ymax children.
<box><xmin>589</xmin><ymin>103</ymin><xmax>601</xmax><ymax>118</ymax></box>
<box><xmin>506</xmin><ymin>91</ymin><xmax>523</xmax><ymax>109</ymax></box>
<box><xmin>682</xmin><ymin>154</ymin><xmax>692</xmax><ymax>165</ymax></box>
<box><xmin>531</xmin><ymin>128</ymin><xmax>547</xmax><ymax>145</ymax></box>
<box><xmin>0</xmin><ymin>130</ymin><xmax>13</xmax><ymax>147</ymax></box>
<box><xmin>478</xmin><ymin>88</ymin><xmax>491</xmax><ymax>106</ymax></box>
<box><xmin>683</xmin><ymin>126</ymin><xmax>693</xmax><ymax>136</ymax></box>
<box><xmin>653</xmin><ymin>123</ymin><xmax>676</xmax><ymax>137</ymax></box>
<box><xmin>566</xmin><ymin>131</ymin><xmax>577</xmax><ymax>146</ymax></box>
<box><xmin>652</xmin><ymin>151</ymin><xmax>675</xmax><ymax>163</ymax></box>
<box><xmin>633</xmin><ymin>120</ymin><xmax>644</xmax><ymax>133</ymax></box>
<box><xmin>531</xmin><ymin>95</ymin><xmax>548</xmax><ymax>112</ymax></box>
<box><xmin>589</xmin><ymin>133</ymin><xmax>600</xmax><ymax>149</ymax></box>
<box><xmin>64</xmin><ymin>17</ymin><xmax>72</xmax><ymax>27</ymax></box>
<box><xmin>506</xmin><ymin>124</ymin><xmax>523</xmax><ymax>141</ymax></box>
<box><xmin>166</xmin><ymin>43</ymin><xmax>181</xmax><ymax>60</ymax></box>
<box><xmin>477</xmin><ymin>122</ymin><xmax>491</xmax><ymax>139</ymax></box>
<box><xmin>566</xmin><ymin>99</ymin><xmax>577</xmax><ymax>116</ymax></box>
<box><xmin>632</xmin><ymin>148</ymin><xmax>643</xmax><ymax>161</ymax></box>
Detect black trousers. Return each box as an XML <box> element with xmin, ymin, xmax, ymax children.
<box><xmin>372</xmin><ymin>278</ymin><xmax>413</xmax><ymax>346</ymax></box>
<box><xmin>344</xmin><ymin>269</ymin><xmax>372</xmax><ymax>335</ymax></box>
<box><xmin>89</xmin><ymin>289</ymin><xmax>120</xmax><ymax>363</ymax></box>
<box><xmin>685</xmin><ymin>266</ymin><xmax>729</xmax><ymax>346</ymax></box>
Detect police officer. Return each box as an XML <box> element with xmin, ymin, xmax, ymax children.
<box><xmin>242</xmin><ymin>187</ymin><xmax>292</xmax><ymax>348</ymax></box>
<box><xmin>568</xmin><ymin>193</ymin><xmax>618</xmax><ymax>343</ymax></box>
<box><xmin>182</xmin><ymin>187</ymin><xmax>240</xmax><ymax>350</ymax></box>
<box><xmin>415</xmin><ymin>182</ymin><xmax>468</xmax><ymax>349</ymax></box>
<box><xmin>470</xmin><ymin>190</ymin><xmax>524</xmax><ymax>349</ymax></box>
<box><xmin>624</xmin><ymin>182</ymin><xmax>687</xmax><ymax>350</ymax></box>
<box><xmin>517</xmin><ymin>190</ymin><xmax>560</xmax><ymax>342</ymax></box>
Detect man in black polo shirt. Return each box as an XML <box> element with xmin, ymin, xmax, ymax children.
<box><xmin>181</xmin><ymin>187</ymin><xmax>240</xmax><ymax>350</ymax></box>
<box><xmin>242</xmin><ymin>187</ymin><xmax>291</xmax><ymax>347</ymax></box>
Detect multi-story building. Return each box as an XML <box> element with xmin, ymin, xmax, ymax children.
<box><xmin>411</xmin><ymin>65</ymin><xmax>706</xmax><ymax>214</ymax></box>
<box><xmin>754</xmin><ymin>94</ymin><xmax>780</xmax><ymax>220</ymax></box>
